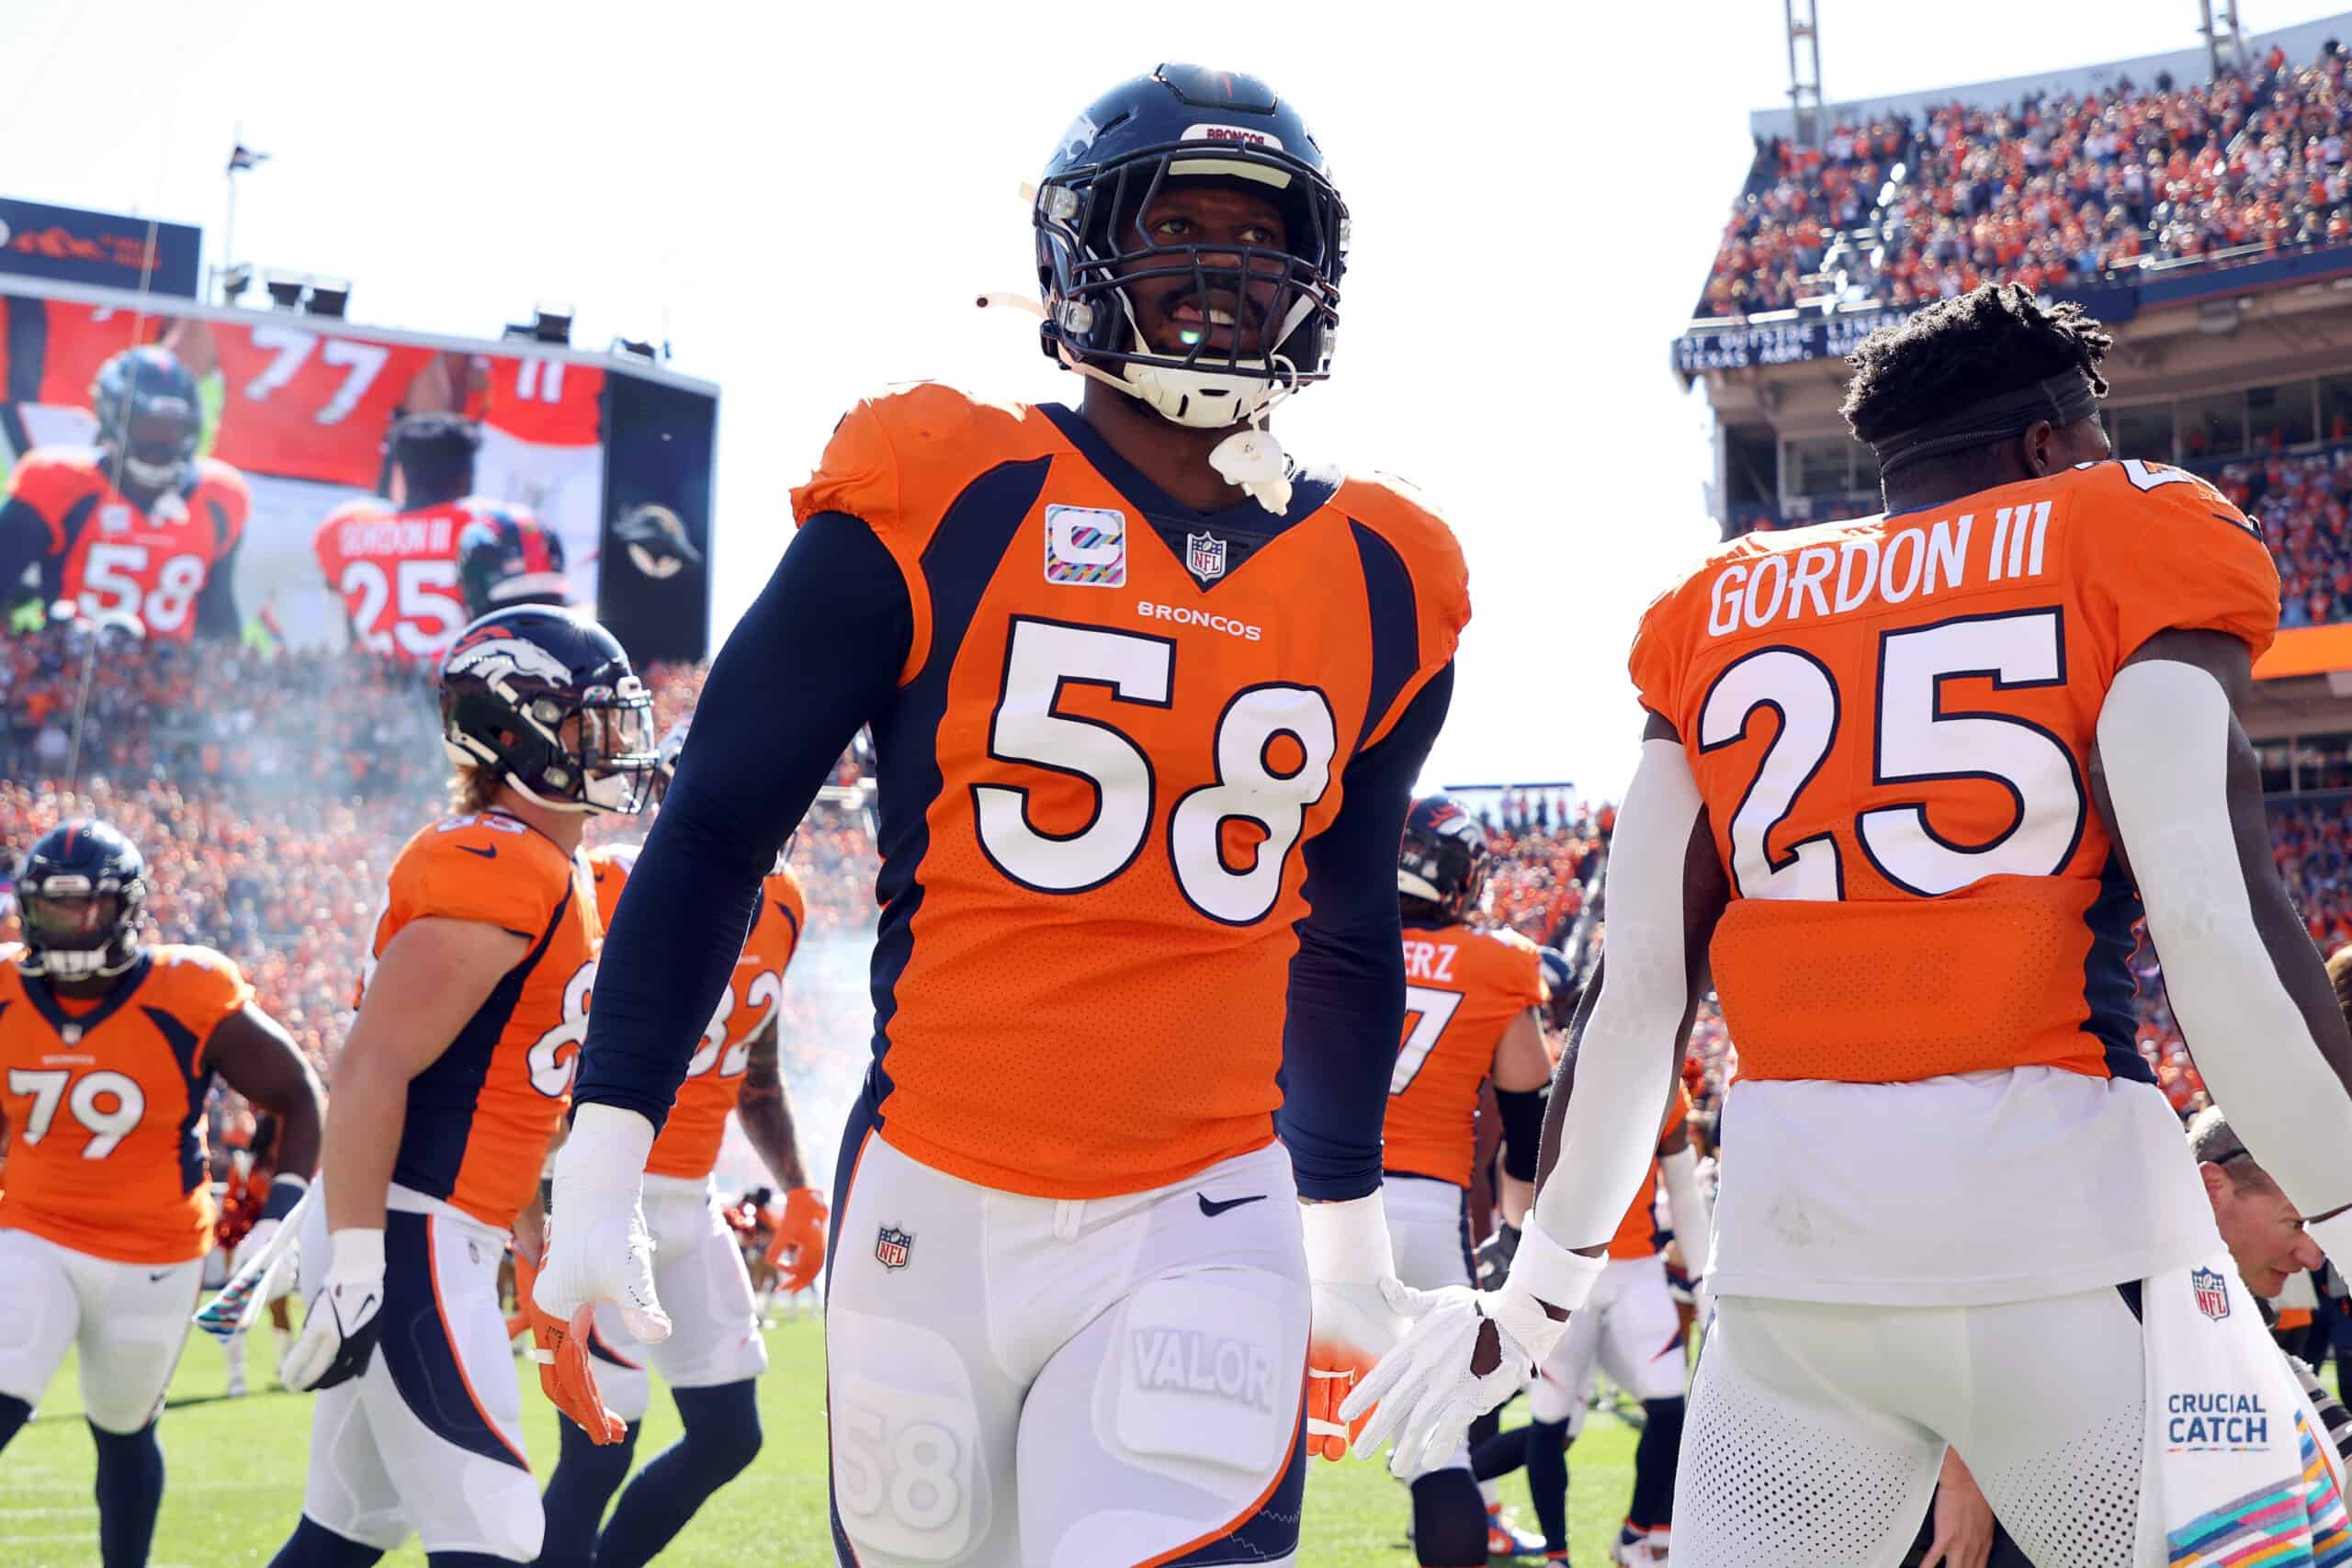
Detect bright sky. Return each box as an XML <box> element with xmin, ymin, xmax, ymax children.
<box><xmin>9</xmin><ymin>0</ymin><xmax>2346</xmax><ymax>802</ymax></box>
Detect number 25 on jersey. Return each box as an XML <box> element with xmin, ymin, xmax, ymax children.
<box><xmin>1701</xmin><ymin>606</ymin><xmax>2086</xmax><ymax>901</ymax></box>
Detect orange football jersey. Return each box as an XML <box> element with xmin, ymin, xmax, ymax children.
<box><xmin>205</xmin><ymin>323</ymin><xmax>435</xmax><ymax>489</ymax></box>
<box><xmin>588</xmin><ymin>846</ymin><xmax>804</xmax><ymax>1182</ymax></box>
<box><xmin>6</xmin><ymin>447</ymin><xmax>247</xmax><ymax>641</ymax></box>
<box><xmin>311</xmin><ymin>497</ymin><xmax>484</xmax><ymax>660</ymax></box>
<box><xmin>0</xmin><ymin>942</ymin><xmax>253</xmax><ymax>1264</ymax></box>
<box><xmin>789</xmin><ymin>384</ymin><xmax>1469</xmax><ymax>1199</ymax></box>
<box><xmin>1604</xmin><ymin>1087</ymin><xmax>1691</xmax><ymax>1260</ymax></box>
<box><xmin>1383</xmin><ymin>921</ymin><xmax>1547</xmax><ymax>1188</ymax></box>
<box><xmin>367</xmin><ymin>811</ymin><xmax>601</xmax><ymax>1229</ymax></box>
<box><xmin>1630</xmin><ymin>459</ymin><xmax>2279</xmax><ymax>1085</ymax></box>
<box><xmin>484</xmin><ymin>357</ymin><xmax>603</xmax><ymax>447</ymax></box>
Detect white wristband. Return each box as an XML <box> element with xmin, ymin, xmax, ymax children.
<box><xmin>555</xmin><ymin>1103</ymin><xmax>657</xmax><ymax>1198</ymax></box>
<box><xmin>1509</xmin><ymin>1216</ymin><xmax>1608</xmax><ymax>1314</ymax></box>
<box><xmin>2309</xmin><ymin>1210</ymin><xmax>2352</xmax><ymax>1269</ymax></box>
<box><xmin>326</xmin><ymin>1227</ymin><xmax>384</xmax><ymax>1282</ymax></box>
<box><xmin>1298</xmin><ymin>1194</ymin><xmax>1395</xmax><ymax>1284</ymax></box>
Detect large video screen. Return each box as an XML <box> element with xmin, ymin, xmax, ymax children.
<box><xmin>0</xmin><ymin>278</ymin><xmax>715</xmax><ymax>665</ymax></box>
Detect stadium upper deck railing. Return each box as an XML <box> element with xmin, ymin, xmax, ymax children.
<box><xmin>1673</xmin><ymin>237</ymin><xmax>2352</xmax><ymax>378</ymax></box>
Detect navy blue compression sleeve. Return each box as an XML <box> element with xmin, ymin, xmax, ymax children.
<box><xmin>1277</xmin><ymin>661</ymin><xmax>1455</xmax><ymax>1201</ymax></box>
<box><xmin>572</xmin><ymin>512</ymin><xmax>910</xmax><ymax>1127</ymax></box>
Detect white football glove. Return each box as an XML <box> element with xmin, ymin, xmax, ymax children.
<box><xmin>532</xmin><ymin>1104</ymin><xmax>671</xmax><ymax>1345</ymax></box>
<box><xmin>281</xmin><ymin>1228</ymin><xmax>386</xmax><ymax>1392</ymax></box>
<box><xmin>1301</xmin><ymin>1194</ymin><xmax>1408</xmax><ymax>1461</ymax></box>
<box><xmin>1341</xmin><ymin>1218</ymin><xmax>1603</xmax><ymax>1477</ymax></box>
<box><xmin>231</xmin><ymin>1218</ymin><xmax>279</xmax><ymax>1280</ymax></box>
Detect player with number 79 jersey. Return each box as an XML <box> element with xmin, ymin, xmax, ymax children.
<box><xmin>537</xmin><ymin>63</ymin><xmax>1471</xmax><ymax>1568</ymax></box>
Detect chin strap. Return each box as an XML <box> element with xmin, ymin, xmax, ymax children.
<box><xmin>987</xmin><ymin>291</ymin><xmax>1304</xmax><ymax>514</ymax></box>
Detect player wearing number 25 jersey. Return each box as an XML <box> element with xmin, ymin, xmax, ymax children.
<box><xmin>1351</xmin><ymin>288</ymin><xmax>2352</xmax><ymax>1568</ymax></box>
<box><xmin>544</xmin><ymin>65</ymin><xmax>1467</xmax><ymax>1568</ymax></box>
<box><xmin>0</xmin><ymin>819</ymin><xmax>322</xmax><ymax>1568</ymax></box>
<box><xmin>0</xmin><ymin>348</ymin><xmax>248</xmax><ymax>642</ymax></box>
<box><xmin>271</xmin><ymin>607</ymin><xmax>651</xmax><ymax>1568</ymax></box>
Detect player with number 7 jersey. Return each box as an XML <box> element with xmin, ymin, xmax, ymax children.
<box><xmin>539</xmin><ymin>64</ymin><xmax>1470</xmax><ymax>1568</ymax></box>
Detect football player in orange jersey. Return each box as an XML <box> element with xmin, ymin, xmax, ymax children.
<box><xmin>0</xmin><ymin>347</ymin><xmax>248</xmax><ymax>642</ymax></box>
<box><xmin>1374</xmin><ymin>796</ymin><xmax>1553</xmax><ymax>1565</ymax></box>
<box><xmin>268</xmin><ymin>606</ymin><xmax>654</xmax><ymax>1568</ymax></box>
<box><xmin>0</xmin><ymin>819</ymin><xmax>323</xmax><ymax>1568</ymax></box>
<box><xmin>534</xmin><ymin>722</ymin><xmax>822</xmax><ymax>1568</ymax></box>
<box><xmin>535</xmin><ymin>64</ymin><xmax>1468</xmax><ymax>1568</ymax></box>
<box><xmin>311</xmin><ymin>414</ymin><xmax>560</xmax><ymax>660</ymax></box>
<box><xmin>1353</xmin><ymin>284</ymin><xmax>2352</xmax><ymax>1564</ymax></box>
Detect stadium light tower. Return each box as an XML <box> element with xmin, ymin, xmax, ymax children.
<box><xmin>2199</xmin><ymin>0</ymin><xmax>2247</xmax><ymax>75</ymax></box>
<box><xmin>1785</xmin><ymin>0</ymin><xmax>1826</xmax><ymax>147</ymax></box>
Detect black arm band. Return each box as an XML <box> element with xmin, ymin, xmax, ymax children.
<box><xmin>1496</xmin><ymin>1087</ymin><xmax>1545</xmax><ymax>1181</ymax></box>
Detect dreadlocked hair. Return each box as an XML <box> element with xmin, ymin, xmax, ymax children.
<box><xmin>1840</xmin><ymin>283</ymin><xmax>2114</xmax><ymax>446</ymax></box>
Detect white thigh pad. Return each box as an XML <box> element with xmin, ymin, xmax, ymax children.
<box><xmin>1107</xmin><ymin>1275</ymin><xmax>1292</xmax><ymax>1476</ymax></box>
<box><xmin>829</xmin><ymin>1306</ymin><xmax>988</xmax><ymax>1562</ymax></box>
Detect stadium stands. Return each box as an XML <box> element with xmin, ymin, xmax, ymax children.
<box><xmin>0</xmin><ymin>631</ymin><xmax>877</xmax><ymax>1109</ymax></box>
<box><xmin>1699</xmin><ymin>38</ymin><xmax>2352</xmax><ymax>319</ymax></box>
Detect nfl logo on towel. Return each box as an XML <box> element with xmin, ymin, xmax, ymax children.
<box><xmin>2190</xmin><ymin>1266</ymin><xmax>2231</xmax><ymax>1321</ymax></box>
<box><xmin>1186</xmin><ymin>531</ymin><xmax>1227</xmax><ymax>581</ymax></box>
<box><xmin>875</xmin><ymin>1226</ymin><xmax>912</xmax><ymax>1270</ymax></box>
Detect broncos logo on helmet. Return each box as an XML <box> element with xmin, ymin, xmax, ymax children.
<box><xmin>439</xmin><ymin>607</ymin><xmax>658</xmax><ymax>816</ymax></box>
<box><xmin>1397</xmin><ymin>794</ymin><xmax>1492</xmax><ymax>921</ymax></box>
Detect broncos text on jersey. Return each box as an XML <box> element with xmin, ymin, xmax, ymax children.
<box><xmin>0</xmin><ymin>942</ymin><xmax>254</xmax><ymax>1264</ymax></box>
<box><xmin>790</xmin><ymin>382</ymin><xmax>1468</xmax><ymax>1199</ymax></box>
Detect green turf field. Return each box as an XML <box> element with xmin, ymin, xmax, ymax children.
<box><xmin>0</xmin><ymin>1315</ymin><xmax>1643</xmax><ymax>1566</ymax></box>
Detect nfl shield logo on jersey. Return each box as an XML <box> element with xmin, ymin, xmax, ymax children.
<box><xmin>2190</xmin><ymin>1266</ymin><xmax>2232</xmax><ymax>1321</ymax></box>
<box><xmin>1185</xmin><ymin>531</ymin><xmax>1227</xmax><ymax>581</ymax></box>
<box><xmin>874</xmin><ymin>1226</ymin><xmax>912</xmax><ymax>1270</ymax></box>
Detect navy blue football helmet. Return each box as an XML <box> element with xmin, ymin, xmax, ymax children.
<box><xmin>1398</xmin><ymin>795</ymin><xmax>1492</xmax><ymax>920</ymax></box>
<box><xmin>439</xmin><ymin>606</ymin><xmax>657</xmax><ymax>816</ymax></box>
<box><xmin>14</xmin><ymin>819</ymin><xmax>148</xmax><ymax>978</ymax></box>
<box><xmin>1035</xmin><ymin>64</ymin><xmax>1347</xmax><ymax>430</ymax></box>
<box><xmin>92</xmin><ymin>347</ymin><xmax>202</xmax><ymax>494</ymax></box>
<box><xmin>457</xmin><ymin>510</ymin><xmax>570</xmax><ymax>621</ymax></box>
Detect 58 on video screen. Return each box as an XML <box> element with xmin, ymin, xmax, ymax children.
<box><xmin>0</xmin><ymin>278</ymin><xmax>717</xmax><ymax>665</ymax></box>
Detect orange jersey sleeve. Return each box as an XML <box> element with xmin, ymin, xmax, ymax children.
<box><xmin>372</xmin><ymin>815</ymin><xmax>599</xmax><ymax>1228</ymax></box>
<box><xmin>645</xmin><ymin>866</ymin><xmax>805</xmax><ymax>1181</ymax></box>
<box><xmin>1330</xmin><ymin>474</ymin><xmax>1474</xmax><ymax>745</ymax></box>
<box><xmin>790</xmin><ymin>383</ymin><xmax>1054</xmax><ymax>684</ymax></box>
<box><xmin>0</xmin><ymin>943</ymin><xmax>252</xmax><ymax>1264</ymax></box>
<box><xmin>1632</xmin><ymin>459</ymin><xmax>2281</xmax><ymax>1088</ymax></box>
<box><xmin>1383</xmin><ymin>924</ymin><xmax>1547</xmax><ymax>1188</ymax></box>
<box><xmin>1604</xmin><ymin>1086</ymin><xmax>1692</xmax><ymax>1259</ymax></box>
<box><xmin>6</xmin><ymin>446</ymin><xmax>106</xmax><ymax>551</ymax></box>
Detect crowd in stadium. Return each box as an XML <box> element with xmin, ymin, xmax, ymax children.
<box><xmin>0</xmin><ymin>628</ymin><xmax>879</xmax><ymax>1091</ymax></box>
<box><xmin>7</xmin><ymin>626</ymin><xmax>2324</xmax><ymax>1142</ymax></box>
<box><xmin>1701</xmin><ymin>36</ymin><xmax>2352</xmax><ymax>317</ymax></box>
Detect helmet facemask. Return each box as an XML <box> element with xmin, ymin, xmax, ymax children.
<box><xmin>115</xmin><ymin>406</ymin><xmax>199</xmax><ymax>494</ymax></box>
<box><xmin>1037</xmin><ymin>140</ymin><xmax>1346</xmax><ymax>432</ymax></box>
<box><xmin>445</xmin><ymin>677</ymin><xmax>660</xmax><ymax>817</ymax></box>
<box><xmin>17</xmin><ymin>877</ymin><xmax>145</xmax><ymax>979</ymax></box>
